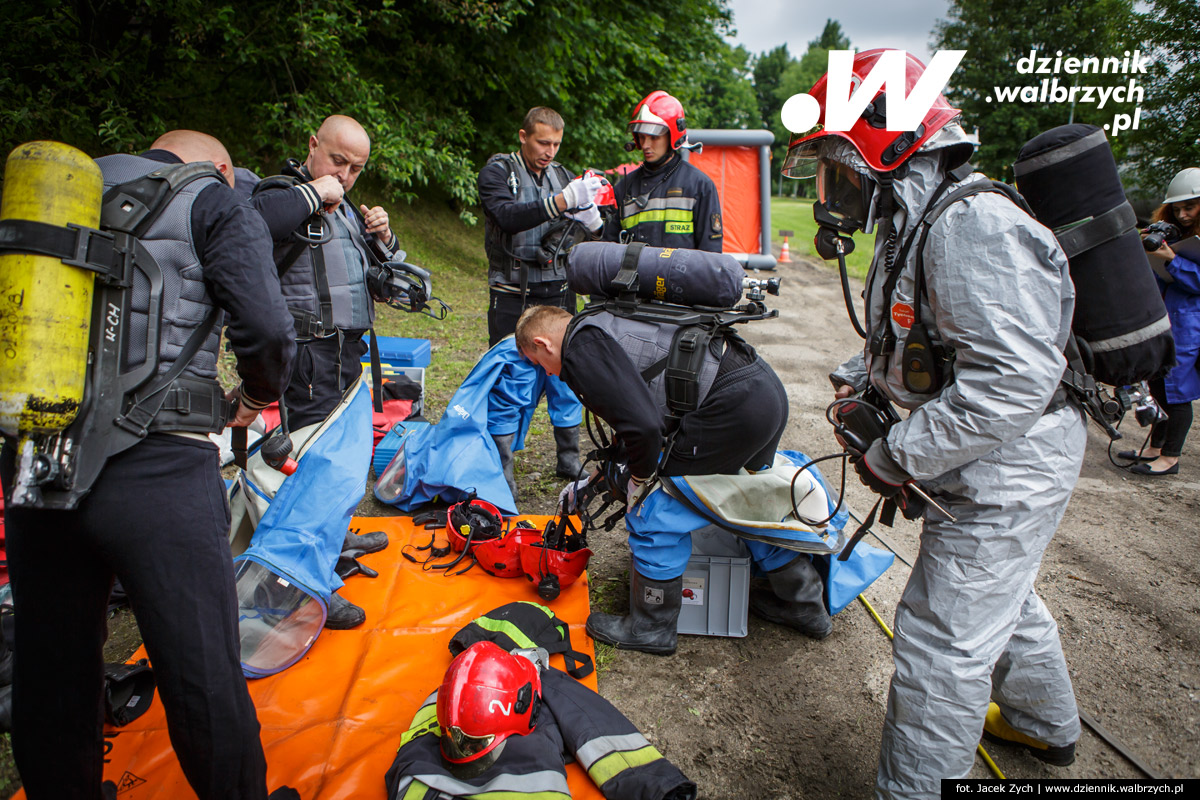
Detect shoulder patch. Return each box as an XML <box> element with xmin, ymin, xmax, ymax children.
<box><xmin>711</xmin><ymin>213</ymin><xmax>723</xmax><ymax>233</ymax></box>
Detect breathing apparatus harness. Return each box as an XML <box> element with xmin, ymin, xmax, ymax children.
<box><xmin>486</xmin><ymin>153</ymin><xmax>591</xmax><ymax>307</ymax></box>
<box><xmin>812</xmin><ymin>161</ymin><xmax>1145</xmax><ymax>556</ymax></box>
<box><xmin>563</xmin><ymin>241</ymin><xmax>781</xmax><ymax>519</ymax></box>
<box><xmin>0</xmin><ymin>162</ymin><xmax>232</xmax><ymax>509</ymax></box>
<box><xmin>251</xmin><ymin>160</ymin><xmax>449</xmax><ymax>422</ymax></box>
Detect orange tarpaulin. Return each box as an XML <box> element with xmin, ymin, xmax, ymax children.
<box><xmin>689</xmin><ymin>145</ymin><xmax>762</xmax><ymax>256</ymax></box>
<box><xmin>13</xmin><ymin>515</ymin><xmax>600</xmax><ymax>800</ymax></box>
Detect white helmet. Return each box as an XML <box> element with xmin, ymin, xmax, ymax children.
<box><xmin>1164</xmin><ymin>168</ymin><xmax>1200</xmax><ymax>204</ymax></box>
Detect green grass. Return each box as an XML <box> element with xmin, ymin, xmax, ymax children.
<box><xmin>770</xmin><ymin>196</ymin><xmax>874</xmax><ymax>280</ymax></box>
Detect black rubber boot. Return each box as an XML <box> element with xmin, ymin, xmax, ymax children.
<box><xmin>586</xmin><ymin>570</ymin><xmax>682</xmax><ymax>656</ymax></box>
<box><xmin>553</xmin><ymin>425</ymin><xmax>583</xmax><ymax>480</ymax></box>
<box><xmin>492</xmin><ymin>433</ymin><xmax>518</xmax><ymax>500</ymax></box>
<box><xmin>324</xmin><ymin>592</ymin><xmax>366</xmax><ymax>630</ymax></box>
<box><xmin>749</xmin><ymin>554</ymin><xmax>833</xmax><ymax>640</ymax></box>
<box><xmin>343</xmin><ymin>529</ymin><xmax>388</xmax><ymax>555</ymax></box>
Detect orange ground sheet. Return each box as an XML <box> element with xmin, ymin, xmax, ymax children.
<box><xmin>17</xmin><ymin>515</ymin><xmax>601</xmax><ymax>800</ymax></box>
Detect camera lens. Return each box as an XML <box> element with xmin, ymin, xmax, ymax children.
<box><xmin>1143</xmin><ymin>233</ymin><xmax>1165</xmax><ymax>252</ymax></box>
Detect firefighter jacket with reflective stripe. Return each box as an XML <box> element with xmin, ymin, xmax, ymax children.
<box><xmin>611</xmin><ymin>157</ymin><xmax>723</xmax><ymax>252</ymax></box>
<box><xmin>482</xmin><ymin>153</ymin><xmax>572</xmax><ymax>287</ymax></box>
<box><xmin>96</xmin><ymin>154</ymin><xmax>224</xmax><ymax>382</ymax></box>
<box><xmin>277</xmin><ymin>198</ymin><xmax>380</xmax><ymax>337</ymax></box>
<box><xmin>385</xmin><ymin>667</ymin><xmax>695</xmax><ymax>800</ymax></box>
<box><xmin>567</xmin><ymin>310</ymin><xmax>722</xmax><ymax>423</ymax></box>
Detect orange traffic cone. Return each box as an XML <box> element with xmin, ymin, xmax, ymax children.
<box><xmin>779</xmin><ymin>235</ymin><xmax>793</xmax><ymax>264</ymax></box>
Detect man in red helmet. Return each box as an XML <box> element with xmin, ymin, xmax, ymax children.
<box><xmin>784</xmin><ymin>50</ymin><xmax>1084</xmax><ymax>798</ymax></box>
<box><xmin>605</xmin><ymin>91</ymin><xmax>724</xmax><ymax>252</ymax></box>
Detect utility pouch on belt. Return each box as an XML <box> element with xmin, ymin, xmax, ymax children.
<box><xmin>103</xmin><ymin>659</ymin><xmax>156</xmax><ymax>727</ymax></box>
<box><xmin>449</xmin><ymin>601</ymin><xmax>593</xmax><ymax>679</ymax></box>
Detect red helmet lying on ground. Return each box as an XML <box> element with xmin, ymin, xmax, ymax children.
<box><xmin>436</xmin><ymin>641</ymin><xmax>542</xmax><ymax>777</ymax></box>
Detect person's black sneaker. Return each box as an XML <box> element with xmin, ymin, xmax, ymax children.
<box><xmin>982</xmin><ymin>703</ymin><xmax>1076</xmax><ymax>766</ymax></box>
<box><xmin>343</xmin><ymin>529</ymin><xmax>389</xmax><ymax>555</ymax></box>
<box><xmin>324</xmin><ymin>593</ymin><xmax>366</xmax><ymax>630</ymax></box>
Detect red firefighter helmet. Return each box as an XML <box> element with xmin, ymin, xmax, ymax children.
<box><xmin>446</xmin><ymin>497</ymin><xmax>506</xmax><ymax>553</ymax></box>
<box><xmin>475</xmin><ymin>525</ymin><xmax>543</xmax><ymax>579</ymax></box>
<box><xmin>629</xmin><ymin>91</ymin><xmax>688</xmax><ymax>150</ymax></box>
<box><xmin>782</xmin><ymin>49</ymin><xmax>963</xmax><ymax>177</ymax></box>
<box><xmin>437</xmin><ymin>641</ymin><xmax>542</xmax><ymax>775</ymax></box>
<box><xmin>519</xmin><ymin>542</ymin><xmax>592</xmax><ymax>589</ymax></box>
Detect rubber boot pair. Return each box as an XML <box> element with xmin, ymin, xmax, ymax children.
<box><xmin>982</xmin><ymin>702</ymin><xmax>1077</xmax><ymax>766</ymax></box>
<box><xmin>492</xmin><ymin>433</ymin><xmax>518</xmax><ymax>501</ymax></box>
<box><xmin>748</xmin><ymin>554</ymin><xmax>833</xmax><ymax>640</ymax></box>
<box><xmin>586</xmin><ymin>569</ymin><xmax>682</xmax><ymax>656</ymax></box>
<box><xmin>554</xmin><ymin>425</ymin><xmax>583</xmax><ymax>480</ymax></box>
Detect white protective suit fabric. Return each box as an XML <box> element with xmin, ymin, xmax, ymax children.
<box><xmin>830</xmin><ymin>148</ymin><xmax>1086</xmax><ymax>799</ymax></box>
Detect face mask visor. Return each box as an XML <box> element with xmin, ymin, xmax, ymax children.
<box><xmin>816</xmin><ymin>159</ymin><xmax>874</xmax><ymax>234</ymax></box>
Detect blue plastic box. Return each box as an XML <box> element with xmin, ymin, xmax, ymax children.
<box><xmin>374</xmin><ymin>337</ymin><xmax>431</xmax><ymax>368</ymax></box>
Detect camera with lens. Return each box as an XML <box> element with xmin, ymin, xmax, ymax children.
<box><xmin>1142</xmin><ymin>221</ymin><xmax>1182</xmax><ymax>252</ymax></box>
<box><xmin>1116</xmin><ymin>381</ymin><xmax>1168</xmax><ymax>427</ymax></box>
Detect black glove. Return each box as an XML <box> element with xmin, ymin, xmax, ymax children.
<box><xmin>852</xmin><ymin>438</ymin><xmax>909</xmax><ymax>498</ymax></box>
<box><xmin>853</xmin><ymin>439</ymin><xmax>930</xmax><ymax>520</ymax></box>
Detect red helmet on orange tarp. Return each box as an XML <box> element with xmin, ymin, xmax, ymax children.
<box><xmin>446</xmin><ymin>497</ymin><xmax>505</xmax><ymax>553</ymax></box>
<box><xmin>437</xmin><ymin>641</ymin><xmax>542</xmax><ymax>776</ymax></box>
<box><xmin>475</xmin><ymin>525</ymin><xmax>542</xmax><ymax>579</ymax></box>
<box><xmin>519</xmin><ymin>542</ymin><xmax>591</xmax><ymax>589</ymax></box>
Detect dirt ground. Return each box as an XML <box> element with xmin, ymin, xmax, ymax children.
<box><xmin>487</xmin><ymin>254</ymin><xmax>1200</xmax><ymax>797</ymax></box>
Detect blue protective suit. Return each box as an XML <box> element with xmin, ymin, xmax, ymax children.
<box><xmin>628</xmin><ymin>452</ymin><xmax>893</xmax><ymax>614</ymax></box>
<box><xmin>374</xmin><ymin>338</ymin><xmax>581</xmax><ymax>515</ymax></box>
<box><xmin>1156</xmin><ymin>253</ymin><xmax>1200</xmax><ymax>404</ymax></box>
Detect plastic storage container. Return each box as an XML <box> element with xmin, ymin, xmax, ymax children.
<box><xmin>374</xmin><ymin>336</ymin><xmax>431</xmax><ymax>368</ymax></box>
<box><xmin>677</xmin><ymin>527</ymin><xmax>751</xmax><ymax>638</ymax></box>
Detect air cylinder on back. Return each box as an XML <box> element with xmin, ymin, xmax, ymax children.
<box><xmin>1014</xmin><ymin>124</ymin><xmax>1173</xmax><ymax>386</ymax></box>
<box><xmin>0</xmin><ymin>141</ymin><xmax>103</xmax><ymax>439</ymax></box>
<box><xmin>567</xmin><ymin>242</ymin><xmax>746</xmax><ymax>308</ymax></box>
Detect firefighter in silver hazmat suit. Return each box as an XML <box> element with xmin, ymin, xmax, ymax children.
<box><xmin>783</xmin><ymin>50</ymin><xmax>1085</xmax><ymax>799</ymax></box>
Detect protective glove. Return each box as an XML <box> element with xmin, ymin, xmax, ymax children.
<box><xmin>851</xmin><ymin>439</ymin><xmax>909</xmax><ymax>498</ymax></box>
<box><xmin>853</xmin><ymin>439</ymin><xmax>927</xmax><ymax>519</ymax></box>
<box><xmin>560</xmin><ymin>175</ymin><xmax>603</xmax><ymax>210</ymax></box>
<box><xmin>558</xmin><ymin>476</ymin><xmax>592</xmax><ymax>514</ymax></box>
<box><xmin>625</xmin><ymin>474</ymin><xmax>650</xmax><ymax>514</ymax></box>
<box><xmin>566</xmin><ymin>203</ymin><xmax>603</xmax><ymax>233</ymax></box>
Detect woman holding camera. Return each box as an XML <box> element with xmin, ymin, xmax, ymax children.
<box><xmin>1126</xmin><ymin>168</ymin><xmax>1200</xmax><ymax>475</ymax></box>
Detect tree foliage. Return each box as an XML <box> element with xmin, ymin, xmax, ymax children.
<box><xmin>0</xmin><ymin>0</ymin><xmax>743</xmax><ymax>214</ymax></box>
<box><xmin>1125</xmin><ymin>0</ymin><xmax>1200</xmax><ymax>199</ymax></box>
<box><xmin>933</xmin><ymin>0</ymin><xmax>1139</xmax><ymax>180</ymax></box>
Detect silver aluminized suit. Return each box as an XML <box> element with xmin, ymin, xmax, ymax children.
<box><xmin>830</xmin><ymin>137</ymin><xmax>1086</xmax><ymax>799</ymax></box>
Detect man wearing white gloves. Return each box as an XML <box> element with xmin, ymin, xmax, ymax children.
<box><xmin>478</xmin><ymin>106</ymin><xmax>598</xmax><ymax>489</ymax></box>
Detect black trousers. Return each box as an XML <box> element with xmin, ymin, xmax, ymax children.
<box><xmin>661</xmin><ymin>357</ymin><xmax>789</xmax><ymax>477</ymax></box>
<box><xmin>284</xmin><ymin>331</ymin><xmax>369</xmax><ymax>430</ymax></box>
<box><xmin>487</xmin><ymin>283</ymin><xmax>573</xmax><ymax>347</ymax></box>
<box><xmin>1</xmin><ymin>435</ymin><xmax>268</xmax><ymax>800</ymax></box>
<box><xmin>1148</xmin><ymin>377</ymin><xmax>1194</xmax><ymax>457</ymax></box>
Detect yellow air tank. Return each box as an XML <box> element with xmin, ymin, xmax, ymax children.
<box><xmin>0</xmin><ymin>141</ymin><xmax>103</xmax><ymax>440</ymax></box>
